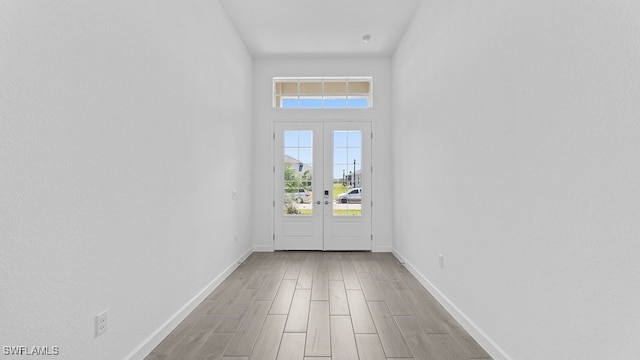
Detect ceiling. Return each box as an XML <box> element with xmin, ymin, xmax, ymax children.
<box><xmin>218</xmin><ymin>0</ymin><xmax>423</xmax><ymax>58</ymax></box>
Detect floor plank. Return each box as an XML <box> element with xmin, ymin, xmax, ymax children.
<box><xmin>350</xmin><ymin>253</ymin><xmax>368</xmax><ymax>272</ymax></box>
<box><xmin>400</xmin><ymin>289</ymin><xmax>449</xmax><ymax>334</ymax></box>
<box><xmin>246</xmin><ymin>260</ymin><xmax>272</xmax><ymax>290</ymax></box>
<box><xmin>165</xmin><ymin>330</ymin><xmax>214</xmax><ymax>360</ymax></box>
<box><xmin>190</xmin><ymin>314</ymin><xmax>225</xmax><ymax>336</ymax></box>
<box><xmin>364</xmin><ymin>259</ymin><xmax>387</xmax><ymax>281</ymax></box>
<box><xmin>224</xmin><ymin>301</ymin><xmax>271</xmax><ymax>357</ymax></box>
<box><xmin>395</xmin><ymin>315</ymin><xmax>467</xmax><ymax>360</ymax></box>
<box><xmin>340</xmin><ymin>261</ymin><xmax>361</xmax><ymax>290</ymax></box>
<box><xmin>257</xmin><ymin>276</ymin><xmax>284</xmax><ymax>301</ymax></box>
<box><xmin>284</xmin><ymin>259</ymin><xmax>302</xmax><ymax>280</ymax></box>
<box><xmin>277</xmin><ymin>333</ymin><xmax>306</xmax><ymax>360</ymax></box>
<box><xmin>311</xmin><ymin>270</ymin><xmax>329</xmax><ymax>301</ymax></box>
<box><xmin>327</xmin><ymin>260</ymin><xmax>343</xmax><ymax>280</ymax></box>
<box><xmin>354</xmin><ymin>334</ymin><xmax>386</xmax><ymax>360</ymax></box>
<box><xmin>215</xmin><ymin>289</ymin><xmax>260</xmax><ymax>333</ymax></box>
<box><xmin>445</xmin><ymin>321</ymin><xmax>492</xmax><ymax>359</ymax></box>
<box><xmin>150</xmin><ymin>321</ymin><xmax>194</xmax><ymax>357</ymax></box>
<box><xmin>305</xmin><ymin>301</ymin><xmax>331</xmax><ymax>357</ymax></box>
<box><xmin>196</xmin><ymin>332</ymin><xmax>234</xmax><ymax>360</ymax></box>
<box><xmin>285</xmin><ymin>289</ymin><xmax>311</xmax><ymax>333</ymax></box>
<box><xmin>367</xmin><ymin>301</ymin><xmax>412</xmax><ymax>358</ymax></box>
<box><xmin>377</xmin><ymin>280</ymin><xmax>411</xmax><ymax>316</ymax></box>
<box><xmin>330</xmin><ymin>316</ymin><xmax>359</xmax><ymax>360</ymax></box>
<box><xmin>356</xmin><ymin>272</ymin><xmax>383</xmax><ymax>301</ymax></box>
<box><xmin>297</xmin><ymin>256</ymin><xmax>315</xmax><ymax>289</ymax></box>
<box><xmin>248</xmin><ymin>315</ymin><xmax>287</xmax><ymax>360</ymax></box>
<box><xmin>270</xmin><ymin>279</ymin><xmax>297</xmax><ymax>314</ymax></box>
<box><xmin>427</xmin><ymin>333</ymin><xmax>469</xmax><ymax>360</ymax></box>
<box><xmin>189</xmin><ymin>300</ymin><xmax>217</xmax><ymax>320</ymax></box>
<box><xmin>345</xmin><ymin>290</ymin><xmax>376</xmax><ymax>334</ymax></box>
<box><xmin>328</xmin><ymin>280</ymin><xmax>350</xmax><ymax>316</ymax></box>
<box><xmin>209</xmin><ymin>279</ymin><xmax>246</xmax><ymax>313</ymax></box>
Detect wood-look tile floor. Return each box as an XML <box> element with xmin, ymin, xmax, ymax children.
<box><xmin>145</xmin><ymin>252</ymin><xmax>492</xmax><ymax>360</ymax></box>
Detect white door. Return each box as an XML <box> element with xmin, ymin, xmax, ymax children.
<box><xmin>274</xmin><ymin>121</ymin><xmax>372</xmax><ymax>250</ymax></box>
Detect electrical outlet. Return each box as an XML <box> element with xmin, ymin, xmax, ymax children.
<box><xmin>96</xmin><ymin>310</ymin><xmax>108</xmax><ymax>337</ymax></box>
<box><xmin>232</xmin><ymin>190</ymin><xmax>237</xmax><ymax>200</ymax></box>
<box><xmin>438</xmin><ymin>254</ymin><xmax>444</xmax><ymax>269</ymax></box>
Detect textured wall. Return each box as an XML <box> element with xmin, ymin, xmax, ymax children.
<box><xmin>392</xmin><ymin>1</ymin><xmax>640</xmax><ymax>359</ymax></box>
<box><xmin>0</xmin><ymin>1</ymin><xmax>252</xmax><ymax>359</ymax></box>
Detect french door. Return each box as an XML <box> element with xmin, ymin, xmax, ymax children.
<box><xmin>274</xmin><ymin>121</ymin><xmax>372</xmax><ymax>250</ymax></box>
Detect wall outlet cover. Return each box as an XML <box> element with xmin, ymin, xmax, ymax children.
<box><xmin>96</xmin><ymin>310</ymin><xmax>108</xmax><ymax>337</ymax></box>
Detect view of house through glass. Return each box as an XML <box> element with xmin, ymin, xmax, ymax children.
<box><xmin>283</xmin><ymin>130</ymin><xmax>313</xmax><ymax>216</ymax></box>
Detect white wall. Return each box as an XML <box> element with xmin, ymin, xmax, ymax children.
<box><xmin>0</xmin><ymin>1</ymin><xmax>253</xmax><ymax>359</ymax></box>
<box><xmin>252</xmin><ymin>58</ymin><xmax>393</xmax><ymax>252</ymax></box>
<box><xmin>392</xmin><ymin>1</ymin><xmax>640</xmax><ymax>359</ymax></box>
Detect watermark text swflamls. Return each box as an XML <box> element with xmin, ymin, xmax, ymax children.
<box><xmin>3</xmin><ymin>346</ymin><xmax>59</xmax><ymax>356</ymax></box>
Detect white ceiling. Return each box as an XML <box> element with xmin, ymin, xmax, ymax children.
<box><xmin>218</xmin><ymin>0</ymin><xmax>423</xmax><ymax>58</ymax></box>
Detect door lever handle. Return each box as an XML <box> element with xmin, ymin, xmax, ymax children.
<box><xmin>325</xmin><ymin>201</ymin><xmax>329</xmax><ymax>205</ymax></box>
<box><xmin>316</xmin><ymin>200</ymin><xmax>321</xmax><ymax>205</ymax></box>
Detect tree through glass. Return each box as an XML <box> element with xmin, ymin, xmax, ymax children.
<box><xmin>283</xmin><ymin>131</ymin><xmax>313</xmax><ymax>216</ymax></box>
<box><xmin>333</xmin><ymin>130</ymin><xmax>362</xmax><ymax>216</ymax></box>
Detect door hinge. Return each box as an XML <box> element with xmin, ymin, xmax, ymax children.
<box><xmin>273</xmin><ymin>234</ymin><xmax>275</xmax><ymax>241</ymax></box>
<box><xmin>371</xmin><ymin>200</ymin><xmax>373</xmax><ymax>207</ymax></box>
<box><xmin>273</xmin><ymin>132</ymin><xmax>276</xmax><ymax>139</ymax></box>
<box><xmin>371</xmin><ymin>132</ymin><xmax>373</xmax><ymax>139</ymax></box>
<box><xmin>273</xmin><ymin>200</ymin><xmax>275</xmax><ymax>207</ymax></box>
<box><xmin>371</xmin><ymin>165</ymin><xmax>373</xmax><ymax>173</ymax></box>
<box><xmin>273</xmin><ymin>166</ymin><xmax>275</xmax><ymax>173</ymax></box>
<box><xmin>371</xmin><ymin>234</ymin><xmax>373</xmax><ymax>241</ymax></box>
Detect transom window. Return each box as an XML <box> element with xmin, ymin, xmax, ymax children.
<box><xmin>273</xmin><ymin>77</ymin><xmax>373</xmax><ymax>109</ymax></box>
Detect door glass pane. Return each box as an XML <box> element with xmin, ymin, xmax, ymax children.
<box><xmin>284</xmin><ymin>131</ymin><xmax>313</xmax><ymax>216</ymax></box>
<box><xmin>298</xmin><ymin>131</ymin><xmax>312</xmax><ymax>147</ymax></box>
<box><xmin>333</xmin><ymin>148</ymin><xmax>348</xmax><ymax>165</ymax></box>
<box><xmin>333</xmin><ymin>131</ymin><xmax>347</xmax><ymax>147</ymax></box>
<box><xmin>333</xmin><ymin>130</ymin><xmax>362</xmax><ymax>216</ymax></box>
<box><xmin>347</xmin><ymin>131</ymin><xmax>362</xmax><ymax>147</ymax></box>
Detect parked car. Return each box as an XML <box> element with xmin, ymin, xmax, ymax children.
<box><xmin>336</xmin><ymin>188</ymin><xmax>362</xmax><ymax>203</ymax></box>
<box><xmin>285</xmin><ymin>188</ymin><xmax>311</xmax><ymax>203</ymax></box>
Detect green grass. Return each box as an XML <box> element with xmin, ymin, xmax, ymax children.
<box><xmin>332</xmin><ymin>209</ymin><xmax>362</xmax><ymax>216</ymax></box>
<box><xmin>296</xmin><ymin>208</ymin><xmax>361</xmax><ymax>216</ymax></box>
<box><xmin>333</xmin><ymin>183</ymin><xmax>348</xmax><ymax>199</ymax></box>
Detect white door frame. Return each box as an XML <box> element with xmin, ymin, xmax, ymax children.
<box><xmin>273</xmin><ymin>120</ymin><xmax>372</xmax><ymax>251</ymax></box>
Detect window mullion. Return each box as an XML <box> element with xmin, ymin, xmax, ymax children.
<box><xmin>346</xmin><ymin>79</ymin><xmax>350</xmax><ymax>109</ymax></box>
<box><xmin>273</xmin><ymin>77</ymin><xmax>371</xmax><ymax>109</ymax></box>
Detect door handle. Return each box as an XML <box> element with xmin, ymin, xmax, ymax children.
<box><xmin>316</xmin><ymin>200</ymin><xmax>321</xmax><ymax>205</ymax></box>
<box><xmin>325</xmin><ymin>201</ymin><xmax>329</xmax><ymax>205</ymax></box>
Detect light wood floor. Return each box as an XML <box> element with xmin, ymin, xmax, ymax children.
<box><xmin>145</xmin><ymin>252</ymin><xmax>491</xmax><ymax>360</ymax></box>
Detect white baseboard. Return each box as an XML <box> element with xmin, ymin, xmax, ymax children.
<box><xmin>252</xmin><ymin>245</ymin><xmax>274</xmax><ymax>252</ymax></box>
<box><xmin>373</xmin><ymin>245</ymin><xmax>392</xmax><ymax>252</ymax></box>
<box><xmin>254</xmin><ymin>246</ymin><xmax>387</xmax><ymax>252</ymax></box>
<box><xmin>392</xmin><ymin>248</ymin><xmax>513</xmax><ymax>360</ymax></box>
<box><xmin>124</xmin><ymin>247</ymin><xmax>253</xmax><ymax>360</ymax></box>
